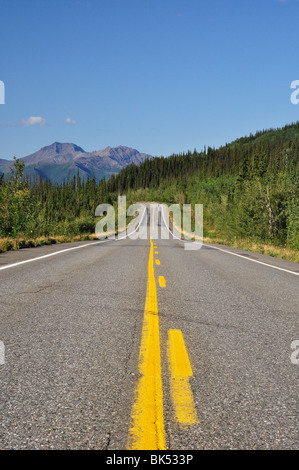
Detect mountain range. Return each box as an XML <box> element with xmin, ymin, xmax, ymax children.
<box><xmin>0</xmin><ymin>142</ymin><xmax>153</xmax><ymax>183</ymax></box>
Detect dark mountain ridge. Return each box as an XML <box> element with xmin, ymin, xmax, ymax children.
<box><xmin>0</xmin><ymin>143</ymin><xmax>153</xmax><ymax>183</ymax></box>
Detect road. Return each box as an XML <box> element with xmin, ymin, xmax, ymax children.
<box><xmin>0</xmin><ymin>204</ymin><xmax>298</xmax><ymax>450</ymax></box>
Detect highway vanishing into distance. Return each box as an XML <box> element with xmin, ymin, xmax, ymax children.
<box><xmin>0</xmin><ymin>204</ymin><xmax>298</xmax><ymax>450</ymax></box>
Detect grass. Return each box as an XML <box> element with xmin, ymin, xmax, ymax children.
<box><xmin>169</xmin><ymin>214</ymin><xmax>299</xmax><ymax>263</ymax></box>
<box><xmin>203</xmin><ymin>231</ymin><xmax>299</xmax><ymax>263</ymax></box>
<box><xmin>1</xmin><ymin>221</ymin><xmax>298</xmax><ymax>264</ymax></box>
<box><xmin>0</xmin><ymin>214</ymin><xmax>134</xmax><ymax>253</ymax></box>
<box><xmin>0</xmin><ymin>234</ymin><xmax>99</xmax><ymax>253</ymax></box>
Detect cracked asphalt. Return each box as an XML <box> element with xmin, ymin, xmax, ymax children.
<box><xmin>0</xmin><ymin>205</ymin><xmax>298</xmax><ymax>449</ymax></box>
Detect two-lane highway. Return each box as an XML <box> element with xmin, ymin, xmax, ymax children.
<box><xmin>0</xmin><ymin>204</ymin><xmax>298</xmax><ymax>449</ymax></box>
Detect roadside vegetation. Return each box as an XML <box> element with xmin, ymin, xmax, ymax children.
<box><xmin>0</xmin><ymin>122</ymin><xmax>298</xmax><ymax>260</ymax></box>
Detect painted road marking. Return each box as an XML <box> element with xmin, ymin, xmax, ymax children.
<box><xmin>159</xmin><ymin>203</ymin><xmax>299</xmax><ymax>277</ymax></box>
<box><xmin>167</xmin><ymin>329</ymin><xmax>199</xmax><ymax>425</ymax></box>
<box><xmin>205</xmin><ymin>244</ymin><xmax>299</xmax><ymax>276</ymax></box>
<box><xmin>155</xmin><ymin>251</ymin><xmax>159</xmax><ymax>254</ymax></box>
<box><xmin>127</xmin><ymin>237</ymin><xmax>166</xmax><ymax>450</ymax></box>
<box><xmin>155</xmin><ymin>259</ymin><xmax>160</xmax><ymax>265</ymax></box>
<box><xmin>159</xmin><ymin>276</ymin><xmax>166</xmax><ymax>288</ymax></box>
<box><xmin>0</xmin><ymin>205</ymin><xmax>148</xmax><ymax>272</ymax></box>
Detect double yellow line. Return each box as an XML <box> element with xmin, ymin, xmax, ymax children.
<box><xmin>127</xmin><ymin>212</ymin><xmax>198</xmax><ymax>450</ymax></box>
<box><xmin>127</xmin><ymin>237</ymin><xmax>166</xmax><ymax>450</ymax></box>
<box><xmin>168</xmin><ymin>330</ymin><xmax>198</xmax><ymax>426</ymax></box>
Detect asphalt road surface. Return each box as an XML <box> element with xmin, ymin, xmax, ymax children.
<box><xmin>0</xmin><ymin>204</ymin><xmax>298</xmax><ymax>450</ymax></box>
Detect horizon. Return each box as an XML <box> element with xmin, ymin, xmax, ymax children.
<box><xmin>2</xmin><ymin>119</ymin><xmax>299</xmax><ymax>162</ymax></box>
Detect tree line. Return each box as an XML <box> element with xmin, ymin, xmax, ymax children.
<box><xmin>0</xmin><ymin>122</ymin><xmax>298</xmax><ymax>250</ymax></box>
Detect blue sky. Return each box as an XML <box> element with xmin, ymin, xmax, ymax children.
<box><xmin>0</xmin><ymin>0</ymin><xmax>299</xmax><ymax>159</ymax></box>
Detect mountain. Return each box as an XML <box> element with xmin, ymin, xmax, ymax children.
<box><xmin>0</xmin><ymin>143</ymin><xmax>153</xmax><ymax>183</ymax></box>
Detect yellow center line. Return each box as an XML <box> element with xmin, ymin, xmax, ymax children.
<box><xmin>158</xmin><ymin>276</ymin><xmax>166</xmax><ymax>288</ymax></box>
<box><xmin>127</xmin><ymin>236</ymin><xmax>166</xmax><ymax>450</ymax></box>
<box><xmin>155</xmin><ymin>259</ymin><xmax>160</xmax><ymax>265</ymax></box>
<box><xmin>155</xmin><ymin>251</ymin><xmax>159</xmax><ymax>254</ymax></box>
<box><xmin>167</xmin><ymin>329</ymin><xmax>199</xmax><ymax>425</ymax></box>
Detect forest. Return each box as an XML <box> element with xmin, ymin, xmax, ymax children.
<box><xmin>0</xmin><ymin>122</ymin><xmax>298</xmax><ymax>257</ymax></box>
